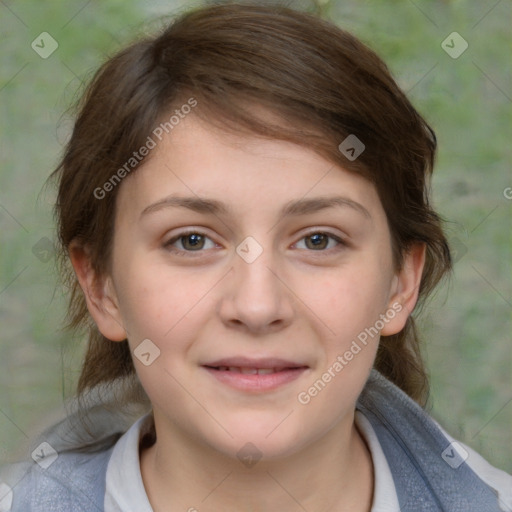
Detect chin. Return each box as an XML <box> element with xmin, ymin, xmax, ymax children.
<box><xmin>207</xmin><ymin>415</ymin><xmax>312</xmax><ymax>463</ymax></box>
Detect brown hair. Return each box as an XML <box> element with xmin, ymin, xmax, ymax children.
<box><xmin>52</xmin><ymin>2</ymin><xmax>451</xmax><ymax>407</ymax></box>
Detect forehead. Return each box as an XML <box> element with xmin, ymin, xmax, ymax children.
<box><xmin>115</xmin><ymin>113</ymin><xmax>383</xmax><ymax>222</ymax></box>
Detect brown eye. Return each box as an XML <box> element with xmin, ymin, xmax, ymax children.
<box><xmin>296</xmin><ymin>232</ymin><xmax>343</xmax><ymax>251</ymax></box>
<box><xmin>305</xmin><ymin>233</ymin><xmax>329</xmax><ymax>250</ymax></box>
<box><xmin>180</xmin><ymin>233</ymin><xmax>205</xmax><ymax>251</ymax></box>
<box><xmin>165</xmin><ymin>232</ymin><xmax>216</xmax><ymax>253</ymax></box>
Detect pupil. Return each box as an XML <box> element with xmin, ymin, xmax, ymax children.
<box><xmin>184</xmin><ymin>234</ymin><xmax>203</xmax><ymax>249</ymax></box>
<box><xmin>308</xmin><ymin>233</ymin><xmax>327</xmax><ymax>250</ymax></box>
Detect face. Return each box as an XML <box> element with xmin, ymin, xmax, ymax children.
<box><xmin>79</xmin><ymin>113</ymin><xmax>421</xmax><ymax>461</ymax></box>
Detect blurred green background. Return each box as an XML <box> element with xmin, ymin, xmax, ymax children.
<box><xmin>1</xmin><ymin>0</ymin><xmax>511</xmax><ymax>473</ymax></box>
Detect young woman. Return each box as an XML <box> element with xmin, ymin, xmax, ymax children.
<box><xmin>2</xmin><ymin>3</ymin><xmax>511</xmax><ymax>511</ymax></box>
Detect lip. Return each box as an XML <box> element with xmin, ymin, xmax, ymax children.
<box><xmin>202</xmin><ymin>357</ymin><xmax>309</xmax><ymax>392</ymax></box>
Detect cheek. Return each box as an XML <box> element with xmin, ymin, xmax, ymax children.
<box><xmin>294</xmin><ymin>271</ymin><xmax>386</xmax><ymax>419</ymax></box>
<box><xmin>118</xmin><ymin>269</ymin><xmax>205</xmax><ymax>405</ymax></box>
<box><xmin>315</xmin><ymin>266</ymin><xmax>392</xmax><ymax>337</ymax></box>
<box><xmin>116</xmin><ymin>262</ymin><xmax>194</xmax><ymax>334</ymax></box>
<box><xmin>116</xmin><ymin>263</ymin><xmax>222</xmax><ymax>374</ymax></box>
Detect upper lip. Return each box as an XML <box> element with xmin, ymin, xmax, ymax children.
<box><xmin>202</xmin><ymin>357</ymin><xmax>308</xmax><ymax>369</ymax></box>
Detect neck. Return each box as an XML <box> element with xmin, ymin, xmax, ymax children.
<box><xmin>140</xmin><ymin>410</ymin><xmax>374</xmax><ymax>512</ymax></box>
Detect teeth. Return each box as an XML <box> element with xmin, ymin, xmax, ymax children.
<box><xmin>216</xmin><ymin>366</ymin><xmax>278</xmax><ymax>374</ymax></box>
<box><xmin>240</xmin><ymin>367</ymin><xmax>258</xmax><ymax>375</ymax></box>
<box><xmin>257</xmin><ymin>368</ymin><xmax>275</xmax><ymax>375</ymax></box>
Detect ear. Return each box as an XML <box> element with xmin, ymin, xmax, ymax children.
<box><xmin>69</xmin><ymin>242</ymin><xmax>127</xmax><ymax>342</ymax></box>
<box><xmin>381</xmin><ymin>243</ymin><xmax>426</xmax><ymax>336</ymax></box>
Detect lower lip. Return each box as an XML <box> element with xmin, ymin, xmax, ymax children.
<box><xmin>203</xmin><ymin>367</ymin><xmax>308</xmax><ymax>392</ymax></box>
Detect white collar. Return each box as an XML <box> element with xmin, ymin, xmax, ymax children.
<box><xmin>105</xmin><ymin>414</ymin><xmax>154</xmax><ymax>512</ymax></box>
<box><xmin>104</xmin><ymin>411</ymin><xmax>399</xmax><ymax>512</ymax></box>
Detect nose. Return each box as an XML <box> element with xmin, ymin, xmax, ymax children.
<box><xmin>218</xmin><ymin>244</ymin><xmax>295</xmax><ymax>335</ymax></box>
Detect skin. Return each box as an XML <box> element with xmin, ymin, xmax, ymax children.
<box><xmin>71</xmin><ymin>112</ymin><xmax>425</xmax><ymax>512</ymax></box>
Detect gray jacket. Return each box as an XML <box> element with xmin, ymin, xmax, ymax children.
<box><xmin>1</xmin><ymin>370</ymin><xmax>509</xmax><ymax>511</ymax></box>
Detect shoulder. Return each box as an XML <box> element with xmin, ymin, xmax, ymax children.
<box><xmin>1</xmin><ymin>388</ymin><xmax>149</xmax><ymax>512</ymax></box>
<box><xmin>2</xmin><ymin>446</ymin><xmax>114</xmax><ymax>512</ymax></box>
<box><xmin>434</xmin><ymin>422</ymin><xmax>512</xmax><ymax>512</ymax></box>
<box><xmin>357</xmin><ymin>370</ymin><xmax>512</xmax><ymax>512</ymax></box>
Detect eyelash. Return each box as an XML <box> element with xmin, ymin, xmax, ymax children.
<box><xmin>164</xmin><ymin>229</ymin><xmax>347</xmax><ymax>256</ymax></box>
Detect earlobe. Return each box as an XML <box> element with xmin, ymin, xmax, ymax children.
<box><xmin>69</xmin><ymin>242</ymin><xmax>127</xmax><ymax>342</ymax></box>
<box><xmin>381</xmin><ymin>243</ymin><xmax>426</xmax><ymax>336</ymax></box>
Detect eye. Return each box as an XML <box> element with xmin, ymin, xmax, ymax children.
<box><xmin>165</xmin><ymin>231</ymin><xmax>217</xmax><ymax>253</ymax></box>
<box><xmin>294</xmin><ymin>232</ymin><xmax>344</xmax><ymax>251</ymax></box>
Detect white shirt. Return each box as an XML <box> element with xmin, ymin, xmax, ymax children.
<box><xmin>104</xmin><ymin>412</ymin><xmax>512</xmax><ymax>512</ymax></box>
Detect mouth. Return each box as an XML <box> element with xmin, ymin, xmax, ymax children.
<box><xmin>208</xmin><ymin>366</ymin><xmax>297</xmax><ymax>375</ymax></box>
<box><xmin>202</xmin><ymin>358</ymin><xmax>309</xmax><ymax>392</ymax></box>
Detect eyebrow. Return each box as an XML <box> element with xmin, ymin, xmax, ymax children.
<box><xmin>140</xmin><ymin>195</ymin><xmax>371</xmax><ymax>219</ymax></box>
